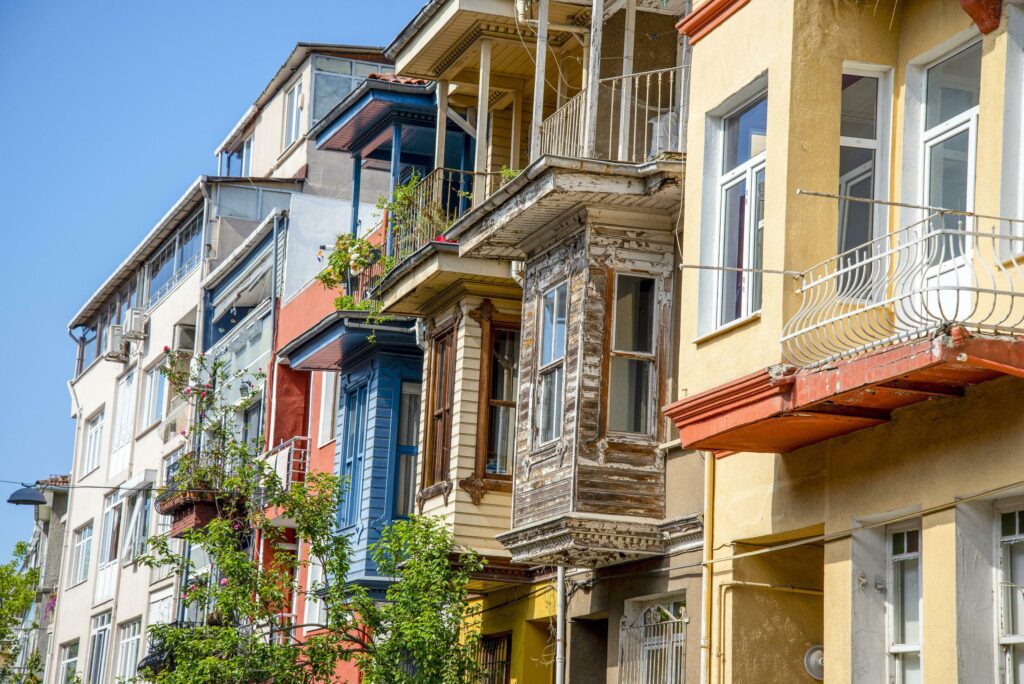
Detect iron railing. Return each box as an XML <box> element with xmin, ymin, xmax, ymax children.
<box><xmin>351</xmin><ymin>168</ymin><xmax>500</xmax><ymax>298</ymax></box>
<box><xmin>782</xmin><ymin>211</ymin><xmax>1024</xmax><ymax>367</ymax></box>
<box><xmin>539</xmin><ymin>65</ymin><xmax>687</xmax><ymax>163</ymax></box>
<box><xmin>265</xmin><ymin>436</ymin><xmax>309</xmax><ymax>492</ymax></box>
<box><xmin>618</xmin><ymin>609</ymin><xmax>687</xmax><ymax>684</ymax></box>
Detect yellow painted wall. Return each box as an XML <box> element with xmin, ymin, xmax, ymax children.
<box><xmin>470</xmin><ymin>581</ymin><xmax>557</xmax><ymax>684</ymax></box>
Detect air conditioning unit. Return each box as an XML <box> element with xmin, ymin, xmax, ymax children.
<box><xmin>103</xmin><ymin>325</ymin><xmax>127</xmax><ymax>361</ymax></box>
<box><xmin>122</xmin><ymin>308</ymin><xmax>148</xmax><ymax>340</ymax></box>
<box><xmin>172</xmin><ymin>324</ymin><xmax>196</xmax><ymax>352</ymax></box>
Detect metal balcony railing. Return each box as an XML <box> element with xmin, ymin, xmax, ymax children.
<box><xmin>265</xmin><ymin>436</ymin><xmax>309</xmax><ymax>492</ymax></box>
<box><xmin>617</xmin><ymin>608</ymin><xmax>687</xmax><ymax>684</ymax></box>
<box><xmin>539</xmin><ymin>65</ymin><xmax>687</xmax><ymax>163</ymax></box>
<box><xmin>782</xmin><ymin>210</ymin><xmax>1024</xmax><ymax>367</ymax></box>
<box><xmin>351</xmin><ymin>168</ymin><xmax>500</xmax><ymax>299</ymax></box>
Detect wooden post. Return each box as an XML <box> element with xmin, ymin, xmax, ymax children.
<box><xmin>387</xmin><ymin>123</ymin><xmax>402</xmax><ymax>256</ymax></box>
<box><xmin>474</xmin><ymin>39</ymin><xmax>492</xmax><ymax>202</ymax></box>
<box><xmin>350</xmin><ymin>151</ymin><xmax>362</xmax><ymax>236</ymax></box>
<box><xmin>511</xmin><ymin>90</ymin><xmax>523</xmax><ymax>169</ymax></box>
<box><xmin>583</xmin><ymin>0</ymin><xmax>604</xmax><ymax>157</ymax></box>
<box><xmin>617</xmin><ymin>0</ymin><xmax>636</xmax><ymax>161</ymax></box>
<box><xmin>529</xmin><ymin>0</ymin><xmax>550</xmax><ymax>161</ymax></box>
<box><xmin>435</xmin><ymin>80</ymin><xmax>448</xmax><ymax>169</ymax></box>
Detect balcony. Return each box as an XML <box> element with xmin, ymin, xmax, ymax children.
<box><xmin>255</xmin><ymin>437</ymin><xmax>309</xmax><ymax>518</ymax></box>
<box><xmin>354</xmin><ymin>168</ymin><xmax>502</xmax><ymax>304</ymax></box>
<box><xmin>539</xmin><ymin>66</ymin><xmax>686</xmax><ymax>164</ymax></box>
<box><xmin>668</xmin><ymin>213</ymin><xmax>1024</xmax><ymax>455</ymax></box>
<box><xmin>155</xmin><ymin>452</ymin><xmax>242</xmax><ymax>538</ymax></box>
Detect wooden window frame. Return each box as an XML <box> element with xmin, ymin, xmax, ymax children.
<box><xmin>534</xmin><ymin>282</ymin><xmax>568</xmax><ymax>451</ymax></box>
<box><xmin>460</xmin><ymin>300</ymin><xmax>518</xmax><ymax>505</ymax></box>
<box><xmin>421</xmin><ymin>309</ymin><xmax>460</xmax><ymax>499</ymax></box>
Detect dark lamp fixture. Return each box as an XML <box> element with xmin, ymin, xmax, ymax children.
<box><xmin>7</xmin><ymin>486</ymin><xmax>46</xmax><ymax>506</ymax></box>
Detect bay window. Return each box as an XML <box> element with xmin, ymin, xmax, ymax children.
<box><xmin>1000</xmin><ymin>509</ymin><xmax>1024</xmax><ymax>682</ymax></box>
<box><xmin>146</xmin><ymin>209</ymin><xmax>204</xmax><ymax>306</ymax></box>
<box><xmin>887</xmin><ymin>524</ymin><xmax>922</xmax><ymax>684</ymax></box>
<box><xmin>609</xmin><ymin>274</ymin><xmax>656</xmax><ymax>435</ymax></box>
<box><xmin>923</xmin><ymin>42</ymin><xmax>981</xmax><ymax>263</ymax></box>
<box><xmin>537</xmin><ymin>283</ymin><xmax>567</xmax><ymax>445</ymax></box>
<box><xmin>716</xmin><ymin>95</ymin><xmax>767</xmax><ymax>327</ymax></box>
<box><xmin>394</xmin><ymin>381</ymin><xmax>420</xmax><ymax>517</ymax></box>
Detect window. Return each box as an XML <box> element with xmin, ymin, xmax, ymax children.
<box><xmin>609</xmin><ymin>275</ymin><xmax>656</xmax><ymax>434</ymax></box>
<box><xmin>311</xmin><ymin>56</ymin><xmax>394</xmax><ymax>125</ymax></box>
<box><xmin>82</xmin><ymin>411</ymin><xmax>104</xmax><ymax>476</ymax></box>
<box><xmin>121</xmin><ymin>488</ymin><xmax>152</xmax><ymax>563</ymax></box>
<box><xmin>1000</xmin><ymin>509</ymin><xmax>1024</xmax><ymax>681</ymax></box>
<box><xmin>95</xmin><ymin>492</ymin><xmax>124</xmax><ymax>603</ymax></box>
<box><xmin>537</xmin><ymin>283</ymin><xmax>567</xmax><ymax>445</ymax></box>
<box><xmin>79</xmin><ymin>325</ymin><xmax>99</xmax><ymax>372</ymax></box>
<box><xmin>144</xmin><ymin>366</ymin><xmax>166</xmax><ymax>427</ymax></box>
<box><xmin>477</xmin><ymin>632</ymin><xmax>512</xmax><ymax>684</ymax></box>
<box><xmin>116</xmin><ymin>280</ymin><xmax>138</xmax><ymax>326</ymax></box>
<box><xmin>619</xmin><ymin>599</ymin><xmax>687</xmax><ymax>684</ymax></box>
<box><xmin>716</xmin><ymin>94</ymin><xmax>767</xmax><ymax>327</ymax></box>
<box><xmin>109</xmin><ymin>370</ymin><xmax>136</xmax><ymax>476</ymax></box>
<box><xmin>923</xmin><ymin>42</ymin><xmax>981</xmax><ymax>263</ymax></box>
<box><xmin>58</xmin><ymin>641</ymin><xmax>80</xmax><ymax>684</ymax></box>
<box><xmin>426</xmin><ymin>325</ymin><xmax>456</xmax><ymax>487</ymax></box>
<box><xmin>146</xmin><ymin>210</ymin><xmax>204</xmax><ymax>306</ymax></box>
<box><xmin>480</xmin><ymin>328</ymin><xmax>519</xmax><ymax>477</ymax></box>
<box><xmin>214</xmin><ymin>185</ymin><xmax>291</xmax><ymax>222</ymax></box>
<box><xmin>242</xmin><ymin>399</ymin><xmax>263</xmax><ymax>449</ymax></box>
<box><xmin>88</xmin><ymin>612</ymin><xmax>111</xmax><ymax>684</ymax></box>
<box><xmin>71</xmin><ymin>523</ymin><xmax>93</xmax><ymax>585</ymax></box>
<box><xmin>284</xmin><ymin>80</ymin><xmax>303</xmax><ymax>148</ymax></box>
<box><xmin>394</xmin><ymin>382</ymin><xmax>421</xmax><ymax>517</ymax></box>
<box><xmin>115</xmin><ymin>620</ymin><xmax>141</xmax><ymax>679</ymax></box>
<box><xmin>838</xmin><ymin>70</ymin><xmax>889</xmax><ymax>281</ymax></box>
<box><xmin>318</xmin><ymin>372</ymin><xmax>339</xmax><ymax>446</ymax></box>
<box><xmin>340</xmin><ymin>386</ymin><xmax>367</xmax><ymax>526</ymax></box>
<box><xmin>304</xmin><ymin>555</ymin><xmax>326</xmax><ymax>629</ymax></box>
<box><xmin>887</xmin><ymin>525</ymin><xmax>922</xmax><ymax>683</ymax></box>
<box><xmin>147</xmin><ymin>589</ymin><xmax>173</xmax><ymax>631</ymax></box>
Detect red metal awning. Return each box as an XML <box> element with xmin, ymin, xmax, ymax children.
<box><xmin>666</xmin><ymin>328</ymin><xmax>1024</xmax><ymax>456</ymax></box>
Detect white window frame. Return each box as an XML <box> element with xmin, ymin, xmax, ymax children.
<box><xmin>58</xmin><ymin>640</ymin><xmax>80</xmax><ymax>683</ymax></box>
<box><xmin>109</xmin><ymin>369</ymin><xmax>136</xmax><ymax>476</ymax></box>
<box><xmin>998</xmin><ymin>504</ymin><xmax>1024</xmax><ymax>682</ymax></box>
<box><xmin>95</xmin><ymin>492</ymin><xmax>124</xmax><ymax>603</ymax></box>
<box><xmin>608</xmin><ymin>272</ymin><xmax>658</xmax><ymax>437</ymax></box>
<box><xmin>714</xmin><ymin>93</ymin><xmax>767</xmax><ymax>329</ymax></box>
<box><xmin>120</xmin><ymin>487</ymin><xmax>152</xmax><ymax>564</ymax></box>
<box><xmin>535</xmin><ymin>281</ymin><xmax>568</xmax><ymax>448</ymax></box>
<box><xmin>284</xmin><ymin>80</ymin><xmax>303</xmax><ymax>149</ymax></box>
<box><xmin>241</xmin><ymin>134</ymin><xmax>253</xmax><ymax>176</ymax></box>
<box><xmin>143</xmin><ymin>365</ymin><xmax>166</xmax><ymax>429</ymax></box>
<box><xmin>318</xmin><ymin>371</ymin><xmax>339</xmax><ymax>447</ymax></box>
<box><xmin>115</xmin><ymin>619</ymin><xmax>142</xmax><ymax>679</ymax></box>
<box><xmin>838</xmin><ymin>63</ymin><xmax>892</xmax><ymax>255</ymax></box>
<box><xmin>88</xmin><ymin>612</ymin><xmax>111</xmax><ymax>684</ymax></box>
<box><xmin>886</xmin><ymin>521</ymin><xmax>923</xmax><ymax>683</ymax></box>
<box><xmin>304</xmin><ymin>554</ymin><xmax>326</xmax><ymax>631</ymax></box>
<box><xmin>82</xmin><ymin>409</ymin><xmax>105</xmax><ymax>477</ymax></box>
<box><xmin>70</xmin><ymin>522</ymin><xmax>93</xmax><ymax>586</ymax></box>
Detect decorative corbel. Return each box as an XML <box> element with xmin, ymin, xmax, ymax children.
<box><xmin>458</xmin><ymin>475</ymin><xmax>488</xmax><ymax>506</ymax></box>
<box><xmin>961</xmin><ymin>0</ymin><xmax>1002</xmax><ymax>34</ymax></box>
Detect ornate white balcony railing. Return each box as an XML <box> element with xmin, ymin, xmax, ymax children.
<box><xmin>539</xmin><ymin>65</ymin><xmax>687</xmax><ymax>163</ymax></box>
<box><xmin>265</xmin><ymin>436</ymin><xmax>309</xmax><ymax>494</ymax></box>
<box><xmin>782</xmin><ymin>210</ymin><xmax>1024</xmax><ymax>367</ymax></box>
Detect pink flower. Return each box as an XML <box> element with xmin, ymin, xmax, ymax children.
<box><xmin>181</xmin><ymin>592</ymin><xmax>187</xmax><ymax>599</ymax></box>
<box><xmin>200</xmin><ymin>391</ymin><xmax>207</xmax><ymax>398</ymax></box>
<box><xmin>220</xmin><ymin>578</ymin><xmax>229</xmax><ymax>587</ymax></box>
<box><xmin>184</xmin><ymin>387</ymin><xmax>191</xmax><ymax>395</ymax></box>
<box><xmin>163</xmin><ymin>345</ymin><xmax>170</xmax><ymax>353</ymax></box>
<box><xmin>179</xmin><ymin>430</ymin><xmax>187</xmax><ymax>436</ymax></box>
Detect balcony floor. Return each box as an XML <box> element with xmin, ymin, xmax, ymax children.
<box><xmin>667</xmin><ymin>328</ymin><xmax>1024</xmax><ymax>455</ymax></box>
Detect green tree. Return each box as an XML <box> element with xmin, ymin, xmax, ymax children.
<box><xmin>0</xmin><ymin>541</ymin><xmax>41</xmax><ymax>682</ymax></box>
<box><xmin>136</xmin><ymin>353</ymin><xmax>481</xmax><ymax>683</ymax></box>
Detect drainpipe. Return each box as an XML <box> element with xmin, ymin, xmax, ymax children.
<box><xmin>700</xmin><ymin>450</ymin><xmax>715</xmax><ymax>684</ymax></box>
<box><xmin>555</xmin><ymin>565</ymin><xmax>566</xmax><ymax>684</ymax></box>
<box><xmin>267</xmin><ymin>212</ymin><xmax>284</xmax><ymax>449</ymax></box>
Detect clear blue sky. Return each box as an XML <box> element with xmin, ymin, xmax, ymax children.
<box><xmin>0</xmin><ymin>0</ymin><xmax>423</xmax><ymax>560</ymax></box>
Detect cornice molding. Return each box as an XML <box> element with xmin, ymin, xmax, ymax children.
<box><xmin>676</xmin><ymin>0</ymin><xmax>751</xmax><ymax>44</ymax></box>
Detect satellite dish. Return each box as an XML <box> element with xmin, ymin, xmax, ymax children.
<box><xmin>804</xmin><ymin>644</ymin><xmax>824</xmax><ymax>681</ymax></box>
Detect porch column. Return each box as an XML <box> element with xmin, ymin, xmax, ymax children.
<box><xmin>473</xmin><ymin>39</ymin><xmax>492</xmax><ymax>202</ymax></box>
<box><xmin>529</xmin><ymin>0</ymin><xmax>549</xmax><ymax>162</ymax></box>
<box><xmin>617</xmin><ymin>0</ymin><xmax>636</xmax><ymax>161</ymax></box>
<box><xmin>350</xmin><ymin>151</ymin><xmax>362</xmax><ymax>236</ymax></box>
<box><xmin>435</xmin><ymin>80</ymin><xmax>448</xmax><ymax>169</ymax></box>
<box><xmin>583</xmin><ymin>0</ymin><xmax>604</xmax><ymax>158</ymax></box>
<box><xmin>511</xmin><ymin>90</ymin><xmax>523</xmax><ymax>169</ymax></box>
<box><xmin>387</xmin><ymin>122</ymin><xmax>402</xmax><ymax>256</ymax></box>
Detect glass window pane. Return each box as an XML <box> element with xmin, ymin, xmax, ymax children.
<box><xmin>315</xmin><ymin>56</ymin><xmax>352</xmax><ymax>75</ymax></box>
<box><xmin>1004</xmin><ymin>512</ymin><xmax>1018</xmax><ymax>537</ymax></box>
<box><xmin>178</xmin><ymin>214</ymin><xmax>203</xmax><ymax>274</ymax></box>
<box><xmin>1007</xmin><ymin>541</ymin><xmax>1024</xmax><ymax>635</ymax></box>
<box><xmin>723</xmin><ymin>96</ymin><xmax>767</xmax><ymax>172</ymax></box>
<box><xmin>926</xmin><ymin>129</ymin><xmax>970</xmax><ymax>261</ymax></box>
<box><xmin>609</xmin><ymin>358</ymin><xmax>652</xmax><ymax>433</ymax></box>
<box><xmin>398</xmin><ymin>382</ymin><xmax>420</xmax><ymax>447</ymax></box>
<box><xmin>719</xmin><ymin>179</ymin><xmax>747</xmax><ymax>325</ymax></box>
<box><xmin>541</xmin><ymin>285</ymin><xmax>567</xmax><ymax>365</ymax></box>
<box><xmin>218</xmin><ymin>186</ymin><xmax>259</xmax><ymax>220</ymax></box>
<box><xmin>395</xmin><ymin>455</ymin><xmax>416</xmax><ymax>517</ymax></box>
<box><xmin>313</xmin><ymin>72</ymin><xmax>354</xmax><ymax>123</ymax></box>
<box><xmin>838</xmin><ymin>147</ymin><xmax>876</xmax><ymax>253</ymax></box>
<box><xmin>906</xmin><ymin>529</ymin><xmax>919</xmax><ymax>553</ymax></box>
<box><xmin>892</xmin><ymin>532</ymin><xmax>904</xmax><ymax>555</ymax></box>
<box><xmin>926</xmin><ymin>43</ymin><xmax>982</xmax><ymax>129</ymax></box>
<box><xmin>899</xmin><ymin>653</ymin><xmax>922</xmax><ymax>684</ymax></box>
<box><xmin>490</xmin><ymin>330</ymin><xmax>520</xmax><ymax>401</ymax></box>
<box><xmin>539</xmin><ymin>367</ymin><xmax>564</xmax><ymax>443</ymax></box>
<box><xmin>896</xmin><ymin>556</ymin><xmax>921</xmax><ymax>644</ymax></box>
<box><xmin>487</xmin><ymin>405</ymin><xmax>515</xmax><ymax>475</ymax></box>
<box><xmin>840</xmin><ymin>74</ymin><xmax>878</xmax><ymax>139</ymax></box>
<box><xmin>147</xmin><ymin>243</ymin><xmax>176</xmax><ymax>304</ymax></box>
<box><xmin>750</xmin><ymin>168</ymin><xmax>765</xmax><ymax>313</ymax></box>
<box><xmin>259</xmin><ymin>190</ymin><xmax>291</xmax><ymax>221</ymax></box>
<box><xmin>353</xmin><ymin>62</ymin><xmax>378</xmax><ymax>78</ymax></box>
<box><xmin>614</xmin><ymin>276</ymin><xmax>656</xmax><ymax>353</ymax></box>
